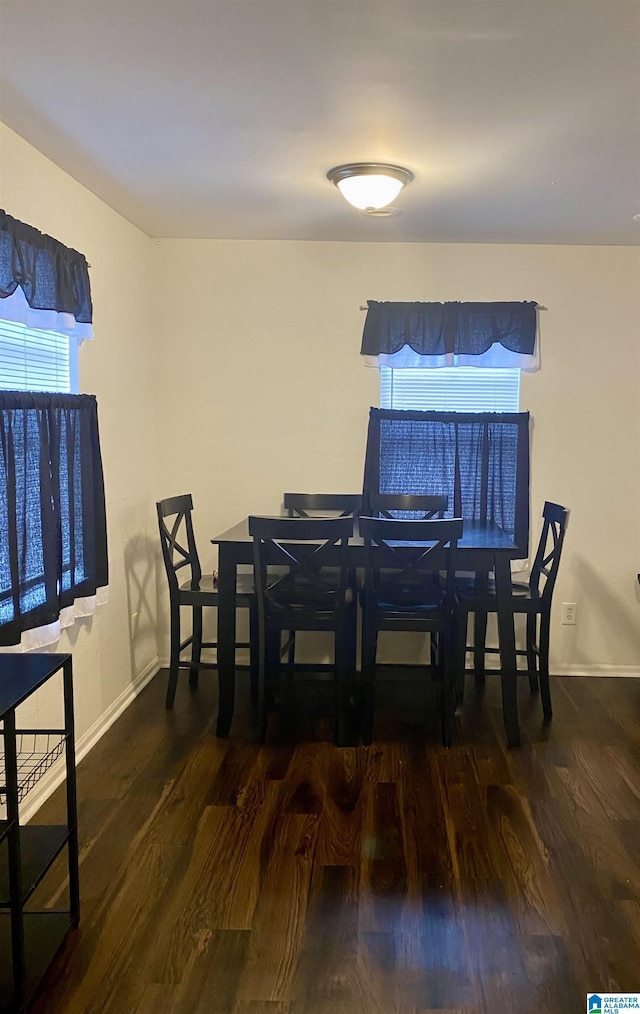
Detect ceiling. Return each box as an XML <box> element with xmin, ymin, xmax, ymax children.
<box><xmin>1</xmin><ymin>0</ymin><xmax>639</xmax><ymax>245</ymax></box>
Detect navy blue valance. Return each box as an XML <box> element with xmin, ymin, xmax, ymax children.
<box><xmin>0</xmin><ymin>210</ymin><xmax>93</xmax><ymax>340</ymax></box>
<box><xmin>361</xmin><ymin>300</ymin><xmax>538</xmax><ymax>370</ymax></box>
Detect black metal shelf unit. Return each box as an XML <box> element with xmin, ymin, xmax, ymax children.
<box><xmin>0</xmin><ymin>654</ymin><xmax>79</xmax><ymax>1012</ymax></box>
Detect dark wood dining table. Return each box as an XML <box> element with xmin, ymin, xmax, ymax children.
<box><xmin>211</xmin><ymin>517</ymin><xmax>524</xmax><ymax>747</ymax></box>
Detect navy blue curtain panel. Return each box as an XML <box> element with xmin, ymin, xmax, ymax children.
<box><xmin>362</xmin><ymin>408</ymin><xmax>530</xmax><ymax>554</ymax></box>
<box><xmin>0</xmin><ymin>392</ymin><xmax>108</xmax><ymax>645</ymax></box>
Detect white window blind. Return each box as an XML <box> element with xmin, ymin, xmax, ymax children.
<box><xmin>0</xmin><ymin>319</ymin><xmax>77</xmax><ymax>393</ymax></box>
<box><xmin>380</xmin><ymin>366</ymin><xmax>520</xmax><ymax>412</ymax></box>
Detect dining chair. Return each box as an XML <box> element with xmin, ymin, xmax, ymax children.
<box><xmin>156</xmin><ymin>494</ymin><xmax>257</xmax><ymax>709</ymax></box>
<box><xmin>283</xmin><ymin>492</ymin><xmax>362</xmax><ymax>518</ymax></box>
<box><xmin>455</xmin><ymin>501</ymin><xmax>569</xmax><ymax>718</ymax></box>
<box><xmin>369</xmin><ymin>493</ymin><xmax>448</xmax><ymax>519</ymax></box>
<box><xmin>359</xmin><ymin>515</ymin><xmax>463</xmax><ymax>747</ymax></box>
<box><xmin>248</xmin><ymin>514</ymin><xmax>357</xmax><ymax>744</ymax></box>
<box><xmin>282</xmin><ymin>492</ymin><xmax>361</xmax><ymax>669</ymax></box>
<box><xmin>371</xmin><ymin>494</ymin><xmax>449</xmax><ymax>668</ymax></box>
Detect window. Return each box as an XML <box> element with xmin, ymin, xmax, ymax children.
<box><xmin>380</xmin><ymin>366</ymin><xmax>520</xmax><ymax>412</ymax></box>
<box><xmin>0</xmin><ymin>319</ymin><xmax>78</xmax><ymax>393</ymax></box>
<box><xmin>1</xmin><ymin>211</ymin><xmax>100</xmax><ymax>649</ymax></box>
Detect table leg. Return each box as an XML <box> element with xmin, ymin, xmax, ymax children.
<box><xmin>494</xmin><ymin>554</ymin><xmax>521</xmax><ymax>747</ymax></box>
<box><xmin>216</xmin><ymin>543</ymin><xmax>237</xmax><ymax>737</ymax></box>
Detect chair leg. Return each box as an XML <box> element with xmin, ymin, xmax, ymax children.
<box><xmin>473</xmin><ymin>608</ymin><xmax>487</xmax><ymax>686</ymax></box>
<box><xmin>287</xmin><ymin>630</ymin><xmax>296</xmax><ymax>668</ymax></box>
<box><xmin>166</xmin><ymin>602</ymin><xmax>181</xmax><ymax>708</ymax></box>
<box><xmin>526</xmin><ymin>614</ymin><xmax>539</xmax><ymax>692</ymax></box>
<box><xmin>190</xmin><ymin>606</ymin><xmax>203</xmax><ymax>689</ymax></box>
<box><xmin>265</xmin><ymin>629</ymin><xmax>280</xmax><ymax>710</ymax></box>
<box><xmin>441</xmin><ymin>659</ymin><xmax>455</xmax><ymax>748</ymax></box>
<box><xmin>430</xmin><ymin>631</ymin><xmax>438</xmax><ymax>667</ymax></box>
<box><xmin>435</xmin><ymin>623</ymin><xmax>453</xmax><ymax>746</ymax></box>
<box><xmin>335</xmin><ymin>608</ymin><xmax>358</xmax><ymax>747</ymax></box>
<box><xmin>253</xmin><ymin>621</ymin><xmax>273</xmax><ymax>743</ymax></box>
<box><xmin>361</xmin><ymin>619</ymin><xmax>377</xmax><ymax>746</ymax></box>
<box><xmin>249</xmin><ymin>604</ymin><xmax>259</xmax><ymax>704</ymax></box>
<box><xmin>454</xmin><ymin>607</ymin><xmax>470</xmax><ymax>708</ymax></box>
<box><xmin>253</xmin><ymin>627</ymin><xmax>281</xmax><ymax>743</ymax></box>
<box><xmin>538</xmin><ymin>617</ymin><xmax>553</xmax><ymax>719</ymax></box>
<box><xmin>335</xmin><ymin>635</ymin><xmax>348</xmax><ymax>748</ymax></box>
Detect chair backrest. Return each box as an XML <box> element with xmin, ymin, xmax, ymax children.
<box><xmin>530</xmin><ymin>501</ymin><xmax>569</xmax><ymax>602</ymax></box>
<box><xmin>249</xmin><ymin>515</ymin><xmax>354</xmax><ymax>618</ymax></box>
<box><xmin>283</xmin><ymin>492</ymin><xmax>362</xmax><ymax>518</ymax></box>
<box><xmin>359</xmin><ymin>515</ymin><xmax>464</xmax><ymax>604</ymax></box>
<box><xmin>156</xmin><ymin>494</ymin><xmax>202</xmax><ymax>593</ymax></box>
<box><xmin>370</xmin><ymin>493</ymin><xmax>448</xmax><ymax>520</ymax></box>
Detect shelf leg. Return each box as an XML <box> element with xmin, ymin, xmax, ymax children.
<box><xmin>63</xmin><ymin>657</ymin><xmax>80</xmax><ymax>926</ymax></box>
<box><xmin>4</xmin><ymin>709</ymin><xmax>26</xmax><ymax>1006</ymax></box>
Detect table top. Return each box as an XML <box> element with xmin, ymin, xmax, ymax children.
<box><xmin>212</xmin><ymin>517</ymin><xmax>520</xmax><ymax>555</ymax></box>
<box><xmin>0</xmin><ymin>653</ymin><xmax>71</xmax><ymax>718</ymax></box>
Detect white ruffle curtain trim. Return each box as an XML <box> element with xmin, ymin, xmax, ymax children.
<box><xmin>0</xmin><ymin>285</ymin><xmax>94</xmax><ymax>341</ymax></box>
<box><xmin>364</xmin><ymin>344</ymin><xmax>539</xmax><ymax>371</ymax></box>
<box><xmin>0</xmin><ymin>586</ymin><xmax>109</xmax><ymax>653</ymax></box>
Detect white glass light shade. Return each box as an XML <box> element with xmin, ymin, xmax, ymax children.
<box><xmin>327</xmin><ymin>163</ymin><xmax>414</xmax><ymax>211</ymax></box>
<box><xmin>337</xmin><ymin>173</ymin><xmax>403</xmax><ymax>210</ymax></box>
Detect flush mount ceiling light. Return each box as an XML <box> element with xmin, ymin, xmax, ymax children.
<box><xmin>327</xmin><ymin>162</ymin><xmax>414</xmax><ymax>212</ymax></box>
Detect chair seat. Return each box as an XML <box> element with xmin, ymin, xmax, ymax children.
<box><xmin>268</xmin><ymin>590</ymin><xmax>342</xmax><ymax>608</ymax></box>
<box><xmin>377</xmin><ymin>598</ymin><xmax>443</xmax><ymax>616</ymax></box>
<box><xmin>375</xmin><ymin>578</ymin><xmax>444</xmax><ymax>613</ymax></box>
<box><xmin>360</xmin><ymin>572</ymin><xmax>445</xmax><ymax>614</ymax></box>
<box><xmin>178</xmin><ymin>572</ymin><xmax>255</xmax><ymax>601</ymax></box>
<box><xmin>266</xmin><ymin>586</ymin><xmax>352</xmax><ymax>626</ymax></box>
<box><xmin>457</xmin><ymin>583</ymin><xmax>541</xmax><ymax>612</ymax></box>
<box><xmin>456</xmin><ymin>576</ymin><xmax>529</xmax><ymax>597</ymax></box>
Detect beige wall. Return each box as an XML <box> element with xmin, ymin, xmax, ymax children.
<box><xmin>2</xmin><ymin>117</ymin><xmax>640</xmax><ymax>766</ymax></box>
<box><xmin>152</xmin><ymin>238</ymin><xmax>640</xmax><ymax>673</ymax></box>
<box><xmin>0</xmin><ymin>123</ymin><xmax>160</xmax><ymax>744</ymax></box>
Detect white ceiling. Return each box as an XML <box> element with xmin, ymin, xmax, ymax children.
<box><xmin>1</xmin><ymin>0</ymin><xmax>640</xmax><ymax>245</ymax></box>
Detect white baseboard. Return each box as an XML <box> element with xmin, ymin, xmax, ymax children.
<box><xmin>19</xmin><ymin>655</ymin><xmax>161</xmax><ymax>825</ymax></box>
<box><xmin>552</xmin><ymin>663</ymin><xmax>640</xmax><ymax>677</ymax></box>
<box><xmin>471</xmin><ymin>660</ymin><xmax>640</xmax><ymax>678</ymax></box>
<box><xmin>157</xmin><ymin>649</ymin><xmax>251</xmax><ymax>668</ymax></box>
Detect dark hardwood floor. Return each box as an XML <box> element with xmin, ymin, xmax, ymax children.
<box><xmin>26</xmin><ymin>667</ymin><xmax>640</xmax><ymax>1013</ymax></box>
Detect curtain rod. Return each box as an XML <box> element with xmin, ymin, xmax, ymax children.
<box><xmin>359</xmin><ymin>302</ymin><xmax>547</xmax><ymax>311</ymax></box>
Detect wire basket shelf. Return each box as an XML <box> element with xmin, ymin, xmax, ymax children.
<box><xmin>0</xmin><ymin>732</ymin><xmax>66</xmax><ymax>813</ymax></box>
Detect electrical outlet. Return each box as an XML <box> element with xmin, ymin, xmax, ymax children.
<box><xmin>561</xmin><ymin>602</ymin><xmax>577</xmax><ymax>625</ymax></box>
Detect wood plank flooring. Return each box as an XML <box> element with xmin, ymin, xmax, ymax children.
<box><xmin>25</xmin><ymin>669</ymin><xmax>640</xmax><ymax>1013</ymax></box>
